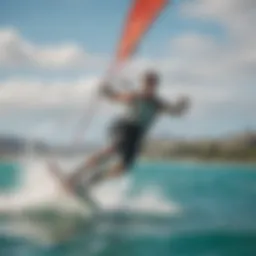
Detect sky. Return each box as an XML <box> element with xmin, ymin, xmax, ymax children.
<box><xmin>0</xmin><ymin>0</ymin><xmax>255</xmax><ymax>145</ymax></box>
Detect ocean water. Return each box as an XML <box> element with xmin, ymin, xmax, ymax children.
<box><xmin>0</xmin><ymin>159</ymin><xmax>256</xmax><ymax>256</ymax></box>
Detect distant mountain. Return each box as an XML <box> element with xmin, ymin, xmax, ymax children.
<box><xmin>0</xmin><ymin>135</ymin><xmax>97</xmax><ymax>157</ymax></box>
<box><xmin>0</xmin><ymin>135</ymin><xmax>26</xmax><ymax>154</ymax></box>
<box><xmin>144</xmin><ymin>131</ymin><xmax>256</xmax><ymax>162</ymax></box>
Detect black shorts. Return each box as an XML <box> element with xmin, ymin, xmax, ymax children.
<box><xmin>110</xmin><ymin>119</ymin><xmax>143</xmax><ymax>169</ymax></box>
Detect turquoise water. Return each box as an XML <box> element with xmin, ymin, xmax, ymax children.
<box><xmin>0</xmin><ymin>160</ymin><xmax>256</xmax><ymax>256</ymax></box>
<box><xmin>0</xmin><ymin>162</ymin><xmax>19</xmax><ymax>191</ymax></box>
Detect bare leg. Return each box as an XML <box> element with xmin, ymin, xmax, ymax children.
<box><xmin>88</xmin><ymin>160</ymin><xmax>126</xmax><ymax>186</ymax></box>
<box><xmin>107</xmin><ymin>161</ymin><xmax>125</xmax><ymax>178</ymax></box>
<box><xmin>68</xmin><ymin>144</ymin><xmax>116</xmax><ymax>186</ymax></box>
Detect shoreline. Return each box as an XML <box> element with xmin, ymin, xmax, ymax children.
<box><xmin>1</xmin><ymin>155</ymin><xmax>256</xmax><ymax>168</ymax></box>
<box><xmin>140</xmin><ymin>156</ymin><xmax>256</xmax><ymax>167</ymax></box>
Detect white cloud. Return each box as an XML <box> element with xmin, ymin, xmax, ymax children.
<box><xmin>0</xmin><ymin>73</ymin><xmax>254</xmax><ymax>119</ymax></box>
<box><xmin>0</xmin><ymin>76</ymin><xmax>100</xmax><ymax>107</ymax></box>
<box><xmin>182</xmin><ymin>0</ymin><xmax>256</xmax><ymax>32</ymax></box>
<box><xmin>179</xmin><ymin>0</ymin><xmax>256</xmax><ymax>81</ymax></box>
<box><xmin>0</xmin><ymin>28</ymin><xmax>105</xmax><ymax>69</ymax></box>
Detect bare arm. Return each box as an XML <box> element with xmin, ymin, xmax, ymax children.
<box><xmin>100</xmin><ymin>83</ymin><xmax>136</xmax><ymax>104</ymax></box>
<box><xmin>160</xmin><ymin>96</ymin><xmax>191</xmax><ymax>116</ymax></box>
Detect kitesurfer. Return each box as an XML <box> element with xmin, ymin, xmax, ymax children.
<box><xmin>60</xmin><ymin>70</ymin><xmax>191</xmax><ymax>188</ymax></box>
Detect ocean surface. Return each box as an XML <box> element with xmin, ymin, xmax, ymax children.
<box><xmin>0</xmin><ymin>158</ymin><xmax>256</xmax><ymax>256</ymax></box>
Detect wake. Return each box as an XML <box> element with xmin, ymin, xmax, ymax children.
<box><xmin>1</xmin><ymin>159</ymin><xmax>180</xmax><ymax>215</ymax></box>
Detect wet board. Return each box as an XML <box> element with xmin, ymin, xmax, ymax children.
<box><xmin>47</xmin><ymin>162</ymin><xmax>100</xmax><ymax>212</ymax></box>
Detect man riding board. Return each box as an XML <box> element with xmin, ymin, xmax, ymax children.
<box><xmin>49</xmin><ymin>70</ymin><xmax>191</xmax><ymax>190</ymax></box>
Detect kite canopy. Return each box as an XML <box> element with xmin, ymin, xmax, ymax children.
<box><xmin>116</xmin><ymin>0</ymin><xmax>168</xmax><ymax>64</ymax></box>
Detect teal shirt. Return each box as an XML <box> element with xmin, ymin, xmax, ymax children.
<box><xmin>125</xmin><ymin>96</ymin><xmax>161</xmax><ymax>132</ymax></box>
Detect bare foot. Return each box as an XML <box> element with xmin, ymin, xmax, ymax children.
<box><xmin>64</xmin><ymin>173</ymin><xmax>81</xmax><ymax>193</ymax></box>
<box><xmin>47</xmin><ymin>161</ymin><xmax>76</xmax><ymax>194</ymax></box>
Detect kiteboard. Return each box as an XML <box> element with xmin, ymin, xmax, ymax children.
<box><xmin>47</xmin><ymin>162</ymin><xmax>100</xmax><ymax>212</ymax></box>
